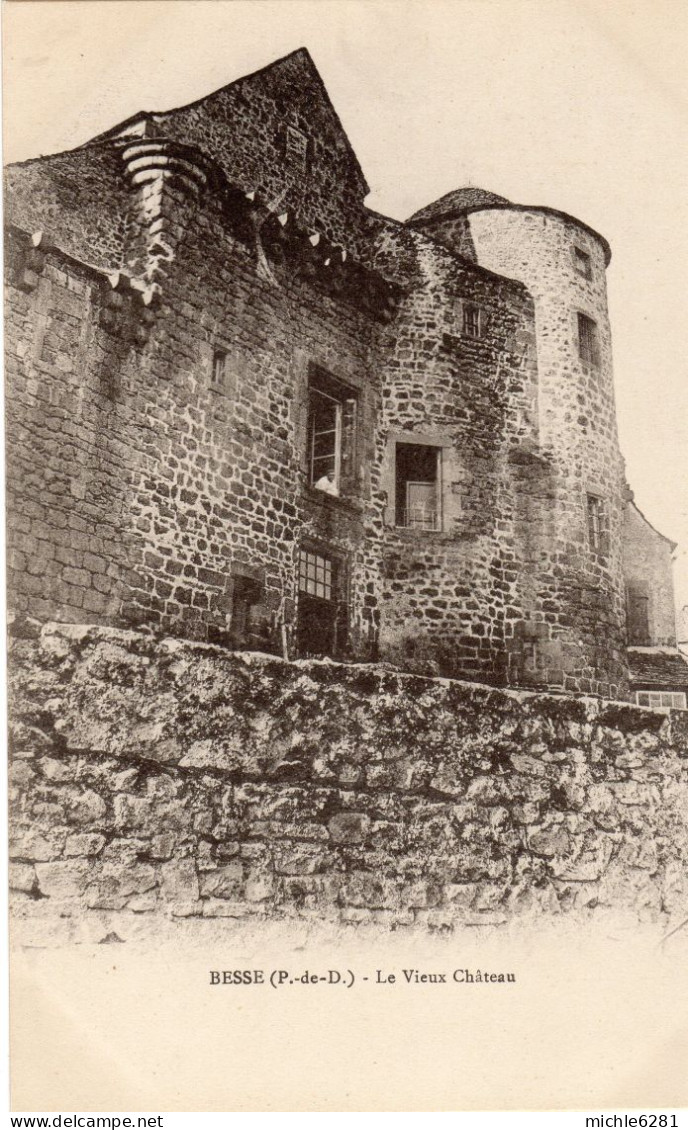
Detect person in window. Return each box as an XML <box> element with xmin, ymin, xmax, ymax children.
<box><xmin>314</xmin><ymin>469</ymin><xmax>339</xmax><ymax>496</ymax></box>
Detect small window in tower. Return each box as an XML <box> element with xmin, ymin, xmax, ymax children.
<box><xmin>577</xmin><ymin>313</ymin><xmax>600</xmax><ymax>366</ymax></box>
<box><xmin>395</xmin><ymin>443</ymin><xmax>442</xmax><ymax>531</ymax></box>
<box><xmin>307</xmin><ymin>368</ymin><xmax>357</xmax><ymax>497</ymax></box>
<box><xmin>574</xmin><ymin>247</ymin><xmax>593</xmax><ymax>280</ymax></box>
<box><xmin>212</xmin><ymin>349</ymin><xmax>227</xmax><ymax>389</ymax></box>
<box><xmin>586</xmin><ymin>493</ymin><xmax>606</xmax><ymax>555</ymax></box>
<box><xmin>463</xmin><ymin>304</ymin><xmax>483</xmax><ymax>339</ymax></box>
<box><xmin>285</xmin><ymin>125</ymin><xmax>309</xmax><ymax>171</ymax></box>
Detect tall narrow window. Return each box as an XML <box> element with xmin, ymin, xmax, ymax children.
<box><xmin>463</xmin><ymin>304</ymin><xmax>482</xmax><ymax>339</ymax></box>
<box><xmin>285</xmin><ymin>125</ymin><xmax>309</xmax><ymax>172</ymax></box>
<box><xmin>230</xmin><ymin>575</ymin><xmax>264</xmax><ymax>646</ymax></box>
<box><xmin>573</xmin><ymin>248</ymin><xmax>592</xmax><ymax>279</ymax></box>
<box><xmin>577</xmin><ymin>313</ymin><xmax>600</xmax><ymax>366</ymax></box>
<box><xmin>586</xmin><ymin>494</ymin><xmax>605</xmax><ymax>554</ymax></box>
<box><xmin>297</xmin><ymin>547</ymin><xmax>347</xmax><ymax>657</ymax></box>
<box><xmin>212</xmin><ymin>349</ymin><xmax>227</xmax><ymax>389</ymax></box>
<box><xmin>627</xmin><ymin>583</ymin><xmax>650</xmax><ymax>645</ymax></box>
<box><xmin>307</xmin><ymin>369</ymin><xmax>357</xmax><ymax>496</ymax></box>
<box><xmin>395</xmin><ymin>444</ymin><xmax>441</xmax><ymax>530</ymax></box>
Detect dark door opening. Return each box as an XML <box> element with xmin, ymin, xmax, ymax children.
<box><xmin>297</xmin><ymin>548</ymin><xmax>347</xmax><ymax>657</ymax></box>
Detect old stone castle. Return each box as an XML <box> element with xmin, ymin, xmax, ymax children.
<box><xmin>5</xmin><ymin>47</ymin><xmax>687</xmax><ymax>706</ymax></box>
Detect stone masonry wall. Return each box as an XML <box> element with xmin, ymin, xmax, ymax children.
<box><xmin>9</xmin><ymin>623</ymin><xmax>688</xmax><ymax>940</ymax></box>
<box><xmin>623</xmin><ymin>502</ymin><xmax>677</xmax><ymax>648</ymax></box>
<box><xmin>416</xmin><ymin>207</ymin><xmax>628</xmax><ymax>697</ymax></box>
<box><xmin>375</xmin><ymin>227</ymin><xmax>541</xmax><ymax>685</ymax></box>
<box><xmin>5</xmin><ymin>173</ymin><xmax>382</xmax><ymax>653</ymax></box>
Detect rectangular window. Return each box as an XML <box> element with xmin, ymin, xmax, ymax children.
<box><xmin>297</xmin><ymin>547</ymin><xmax>347</xmax><ymax>657</ymax></box>
<box><xmin>574</xmin><ymin>248</ymin><xmax>592</xmax><ymax>279</ymax></box>
<box><xmin>285</xmin><ymin>125</ymin><xmax>309</xmax><ymax>171</ymax></box>
<box><xmin>636</xmin><ymin>691</ymin><xmax>686</xmax><ymax>711</ymax></box>
<box><xmin>577</xmin><ymin>313</ymin><xmax>600</xmax><ymax>366</ymax></box>
<box><xmin>627</xmin><ymin>583</ymin><xmax>650</xmax><ymax>646</ymax></box>
<box><xmin>299</xmin><ymin>549</ymin><xmax>333</xmax><ymax>601</ymax></box>
<box><xmin>586</xmin><ymin>494</ymin><xmax>605</xmax><ymax>554</ymax></box>
<box><xmin>463</xmin><ymin>304</ymin><xmax>482</xmax><ymax>339</ymax></box>
<box><xmin>307</xmin><ymin>369</ymin><xmax>357</xmax><ymax>496</ymax></box>
<box><xmin>395</xmin><ymin>443</ymin><xmax>441</xmax><ymax>530</ymax></box>
<box><xmin>230</xmin><ymin>575</ymin><xmax>265</xmax><ymax>646</ymax></box>
<box><xmin>212</xmin><ymin>349</ymin><xmax>226</xmax><ymax>389</ymax></box>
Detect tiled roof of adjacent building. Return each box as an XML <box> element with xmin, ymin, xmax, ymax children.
<box><xmin>627</xmin><ymin>648</ymin><xmax>688</xmax><ymax>689</ymax></box>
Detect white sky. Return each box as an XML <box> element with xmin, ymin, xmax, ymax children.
<box><xmin>4</xmin><ymin>0</ymin><xmax>687</xmax><ymax>618</ymax></box>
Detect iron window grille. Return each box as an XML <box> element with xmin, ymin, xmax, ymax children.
<box><xmin>463</xmin><ymin>304</ymin><xmax>482</xmax><ymax>339</ymax></box>
<box><xmin>577</xmin><ymin>313</ymin><xmax>600</xmax><ymax>366</ymax></box>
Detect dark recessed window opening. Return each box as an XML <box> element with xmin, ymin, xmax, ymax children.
<box><xmin>577</xmin><ymin>313</ymin><xmax>600</xmax><ymax>366</ymax></box>
<box><xmin>574</xmin><ymin>247</ymin><xmax>593</xmax><ymax>280</ymax></box>
<box><xmin>463</xmin><ymin>303</ymin><xmax>482</xmax><ymax>338</ymax></box>
<box><xmin>307</xmin><ymin>369</ymin><xmax>357</xmax><ymax>496</ymax></box>
<box><xmin>586</xmin><ymin>493</ymin><xmax>605</xmax><ymax>554</ymax></box>
<box><xmin>626</xmin><ymin>583</ymin><xmax>650</xmax><ymax>646</ymax></box>
<box><xmin>395</xmin><ymin>443</ymin><xmax>441</xmax><ymax>530</ymax></box>
<box><xmin>212</xmin><ymin>349</ymin><xmax>227</xmax><ymax>388</ymax></box>
<box><xmin>230</xmin><ymin>575</ymin><xmax>268</xmax><ymax>648</ymax></box>
<box><xmin>297</xmin><ymin>548</ymin><xmax>347</xmax><ymax>657</ymax></box>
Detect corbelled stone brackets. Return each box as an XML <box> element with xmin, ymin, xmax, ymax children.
<box><xmin>116</xmin><ymin>125</ymin><xmax>400</xmax><ymax>324</ymax></box>
<box><xmin>119</xmin><ymin>132</ymin><xmax>213</xmax><ymax>298</ymax></box>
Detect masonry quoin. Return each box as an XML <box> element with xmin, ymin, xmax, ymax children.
<box><xmin>5</xmin><ymin>46</ymin><xmax>688</xmax><ymax>704</ymax></box>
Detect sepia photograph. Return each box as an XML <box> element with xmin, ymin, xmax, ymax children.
<box><xmin>4</xmin><ymin>0</ymin><xmax>688</xmax><ymax>1114</ymax></box>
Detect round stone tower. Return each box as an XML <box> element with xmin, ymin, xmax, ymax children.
<box><xmin>409</xmin><ymin>192</ymin><xmax>628</xmax><ymax>697</ymax></box>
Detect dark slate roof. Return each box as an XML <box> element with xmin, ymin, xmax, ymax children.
<box><xmin>627</xmin><ymin>648</ymin><xmax>688</xmax><ymax>689</ymax></box>
<box><xmin>409</xmin><ymin>187</ymin><xmax>511</xmax><ymax>224</ymax></box>
<box><xmin>407</xmin><ymin>188</ymin><xmax>612</xmax><ymax>265</ymax></box>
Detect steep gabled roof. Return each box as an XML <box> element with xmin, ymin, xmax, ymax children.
<box><xmin>87</xmin><ymin>47</ymin><xmax>369</xmax><ymax>196</ymax></box>
<box><xmin>626</xmin><ymin>500</ymin><xmax>677</xmax><ymax>551</ymax></box>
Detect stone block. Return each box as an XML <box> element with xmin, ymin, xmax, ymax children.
<box><xmin>199</xmin><ymin>862</ymin><xmax>244</xmax><ymax>899</ymax></box>
<box><xmin>35</xmin><ymin>860</ymin><xmax>92</xmax><ymax>900</ymax></box>
<box><xmin>159</xmin><ymin>859</ymin><xmax>200</xmax><ymax>906</ymax></box>
<box><xmin>64</xmin><ymin>833</ymin><xmax>106</xmax><ymax>857</ymax></box>
<box><xmin>66</xmin><ymin>788</ymin><xmax>107</xmax><ymax>826</ymax></box>
<box><xmin>327</xmin><ymin>811</ymin><xmax>370</xmax><ymax>845</ymax></box>
<box><xmin>528</xmin><ymin>826</ymin><xmax>570</xmax><ymax>858</ymax></box>
<box><xmin>9</xmin><ymin>863</ymin><xmax>38</xmax><ymax>893</ymax></box>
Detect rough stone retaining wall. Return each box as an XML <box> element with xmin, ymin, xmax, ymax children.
<box><xmin>9</xmin><ymin>622</ymin><xmax>688</xmax><ymax>938</ymax></box>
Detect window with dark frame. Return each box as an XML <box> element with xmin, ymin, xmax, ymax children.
<box><xmin>395</xmin><ymin>443</ymin><xmax>441</xmax><ymax>531</ymax></box>
<box><xmin>307</xmin><ymin>369</ymin><xmax>357</xmax><ymax>497</ymax></box>
<box><xmin>212</xmin><ymin>348</ymin><xmax>227</xmax><ymax>389</ymax></box>
<box><xmin>297</xmin><ymin>547</ymin><xmax>347</xmax><ymax>657</ymax></box>
<box><xmin>577</xmin><ymin>313</ymin><xmax>600</xmax><ymax>366</ymax></box>
<box><xmin>463</xmin><ymin>304</ymin><xmax>482</xmax><ymax>339</ymax></box>
<box><xmin>574</xmin><ymin>248</ymin><xmax>593</xmax><ymax>280</ymax></box>
<box><xmin>586</xmin><ymin>493</ymin><xmax>605</xmax><ymax>554</ymax></box>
